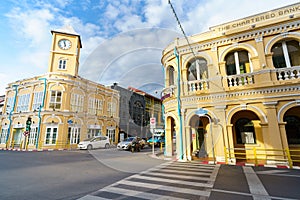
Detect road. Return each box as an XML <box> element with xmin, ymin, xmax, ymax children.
<box><xmin>1</xmin><ymin>147</ymin><xmax>300</xmax><ymax>200</ymax></box>
<box><xmin>0</xmin><ymin>147</ymin><xmax>165</xmax><ymax>200</ymax></box>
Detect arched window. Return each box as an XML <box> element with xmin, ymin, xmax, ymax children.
<box><xmin>187</xmin><ymin>58</ymin><xmax>208</xmax><ymax>81</ymax></box>
<box><xmin>168</xmin><ymin>66</ymin><xmax>175</xmax><ymax>86</ymax></box>
<box><xmin>225</xmin><ymin>50</ymin><xmax>251</xmax><ymax>75</ymax></box>
<box><xmin>284</xmin><ymin>115</ymin><xmax>300</xmax><ymax>144</ymax></box>
<box><xmin>235</xmin><ymin>118</ymin><xmax>256</xmax><ymax>144</ymax></box>
<box><xmin>271</xmin><ymin>40</ymin><xmax>300</xmax><ymax>68</ymax></box>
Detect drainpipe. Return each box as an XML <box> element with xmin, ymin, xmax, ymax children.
<box><xmin>174</xmin><ymin>47</ymin><xmax>183</xmax><ymax>161</ymax></box>
<box><xmin>6</xmin><ymin>84</ymin><xmax>19</xmax><ymax>148</ymax></box>
<box><xmin>36</xmin><ymin>78</ymin><xmax>47</xmax><ymax>149</ymax></box>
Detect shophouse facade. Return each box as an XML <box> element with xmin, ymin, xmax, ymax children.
<box><xmin>0</xmin><ymin>26</ymin><xmax>119</xmax><ymax>150</ymax></box>
<box><xmin>161</xmin><ymin>3</ymin><xmax>300</xmax><ymax>166</ymax></box>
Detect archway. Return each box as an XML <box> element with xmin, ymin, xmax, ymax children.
<box><xmin>189</xmin><ymin>115</ymin><xmax>209</xmax><ymax>158</ymax></box>
<box><xmin>284</xmin><ymin>106</ymin><xmax>300</xmax><ymax>165</ymax></box>
<box><xmin>231</xmin><ymin>110</ymin><xmax>260</xmax><ymax>161</ymax></box>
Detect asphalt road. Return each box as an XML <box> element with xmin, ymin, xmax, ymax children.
<box><xmin>0</xmin><ymin>148</ymin><xmax>166</xmax><ymax>200</ymax></box>
<box><xmin>1</xmin><ymin>147</ymin><xmax>300</xmax><ymax>200</ymax></box>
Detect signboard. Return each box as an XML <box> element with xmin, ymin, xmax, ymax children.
<box><xmin>195</xmin><ymin>108</ymin><xmax>208</xmax><ymax>116</ymax></box>
<box><xmin>150</xmin><ymin>117</ymin><xmax>156</xmax><ymax>129</ymax></box>
<box><xmin>192</xmin><ymin>133</ymin><xmax>196</xmax><ymax>140</ymax></box>
<box><xmin>23</xmin><ymin>131</ymin><xmax>29</xmax><ymax>136</ymax></box>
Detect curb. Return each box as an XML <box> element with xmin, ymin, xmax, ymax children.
<box><xmin>0</xmin><ymin>148</ymin><xmax>68</xmax><ymax>152</ymax></box>
<box><xmin>151</xmin><ymin>153</ymin><xmax>300</xmax><ymax>170</ymax></box>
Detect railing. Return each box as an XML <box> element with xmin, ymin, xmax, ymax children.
<box><xmin>274</xmin><ymin>66</ymin><xmax>300</xmax><ymax>80</ymax></box>
<box><xmin>227</xmin><ymin>73</ymin><xmax>255</xmax><ymax>87</ymax></box>
<box><xmin>187</xmin><ymin>79</ymin><xmax>209</xmax><ymax>92</ymax></box>
<box><xmin>224</xmin><ymin>147</ymin><xmax>300</xmax><ymax>168</ymax></box>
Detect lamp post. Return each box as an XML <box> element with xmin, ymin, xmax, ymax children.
<box><xmin>36</xmin><ymin>77</ymin><xmax>47</xmax><ymax>149</ymax></box>
<box><xmin>196</xmin><ymin>108</ymin><xmax>215</xmax><ymax>164</ymax></box>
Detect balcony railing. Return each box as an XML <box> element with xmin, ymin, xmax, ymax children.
<box><xmin>227</xmin><ymin>73</ymin><xmax>255</xmax><ymax>87</ymax></box>
<box><xmin>187</xmin><ymin>79</ymin><xmax>209</xmax><ymax>92</ymax></box>
<box><xmin>274</xmin><ymin>66</ymin><xmax>300</xmax><ymax>80</ymax></box>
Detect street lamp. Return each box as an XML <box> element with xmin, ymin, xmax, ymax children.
<box><xmin>195</xmin><ymin>108</ymin><xmax>215</xmax><ymax>163</ymax></box>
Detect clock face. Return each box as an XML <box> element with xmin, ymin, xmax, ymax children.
<box><xmin>58</xmin><ymin>39</ymin><xmax>71</xmax><ymax>50</ymax></box>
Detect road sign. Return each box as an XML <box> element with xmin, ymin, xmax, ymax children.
<box><xmin>23</xmin><ymin>131</ymin><xmax>29</xmax><ymax>136</ymax></box>
<box><xmin>150</xmin><ymin>117</ymin><xmax>156</xmax><ymax>129</ymax></box>
<box><xmin>195</xmin><ymin>108</ymin><xmax>208</xmax><ymax>116</ymax></box>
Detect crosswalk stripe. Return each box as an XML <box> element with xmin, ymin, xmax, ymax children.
<box><xmin>141</xmin><ymin>171</ymin><xmax>211</xmax><ymax>181</ymax></box>
<box><xmin>101</xmin><ymin>187</ymin><xmax>188</xmax><ymax>200</ymax></box>
<box><xmin>156</xmin><ymin>168</ymin><xmax>212</xmax><ymax>176</ymax></box>
<box><xmin>164</xmin><ymin>166</ymin><xmax>214</xmax><ymax>173</ymax></box>
<box><xmin>118</xmin><ymin>179</ymin><xmax>211</xmax><ymax>197</ymax></box>
<box><xmin>129</xmin><ymin>174</ymin><xmax>214</xmax><ymax>188</ymax></box>
<box><xmin>171</xmin><ymin>162</ymin><xmax>215</xmax><ymax>168</ymax></box>
<box><xmin>78</xmin><ymin>194</ymin><xmax>110</xmax><ymax>200</ymax></box>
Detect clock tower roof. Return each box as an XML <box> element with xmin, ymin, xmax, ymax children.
<box><xmin>51</xmin><ymin>25</ymin><xmax>82</xmax><ymax>48</ymax></box>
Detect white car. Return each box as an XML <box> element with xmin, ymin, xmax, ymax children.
<box><xmin>78</xmin><ymin>136</ymin><xmax>110</xmax><ymax>150</ymax></box>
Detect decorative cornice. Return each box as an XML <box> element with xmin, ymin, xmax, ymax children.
<box><xmin>162</xmin><ymin>20</ymin><xmax>300</xmax><ymax>63</ymax></box>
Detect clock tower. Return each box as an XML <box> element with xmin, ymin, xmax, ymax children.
<box><xmin>48</xmin><ymin>25</ymin><xmax>82</xmax><ymax>76</ymax></box>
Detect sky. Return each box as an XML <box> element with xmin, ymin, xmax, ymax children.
<box><xmin>0</xmin><ymin>0</ymin><xmax>299</xmax><ymax>97</ymax></box>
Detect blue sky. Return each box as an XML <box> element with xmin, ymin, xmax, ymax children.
<box><xmin>0</xmin><ymin>0</ymin><xmax>299</xmax><ymax>96</ymax></box>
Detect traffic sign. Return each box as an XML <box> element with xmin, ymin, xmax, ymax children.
<box><xmin>150</xmin><ymin>117</ymin><xmax>156</xmax><ymax>129</ymax></box>
<box><xmin>23</xmin><ymin>131</ymin><xmax>29</xmax><ymax>136</ymax></box>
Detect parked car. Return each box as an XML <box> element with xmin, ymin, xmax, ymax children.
<box><xmin>117</xmin><ymin>137</ymin><xmax>145</xmax><ymax>150</ymax></box>
<box><xmin>78</xmin><ymin>136</ymin><xmax>110</xmax><ymax>150</ymax></box>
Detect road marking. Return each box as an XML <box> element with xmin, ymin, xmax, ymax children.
<box><xmin>78</xmin><ymin>194</ymin><xmax>109</xmax><ymax>200</ymax></box>
<box><xmin>212</xmin><ymin>189</ymin><xmax>299</xmax><ymax>200</ymax></box>
<box><xmin>130</xmin><ymin>174</ymin><xmax>214</xmax><ymax>188</ymax></box>
<box><xmin>102</xmin><ymin>187</ymin><xmax>188</xmax><ymax>200</ymax></box>
<box><xmin>256</xmin><ymin>170</ymin><xmax>300</xmax><ymax>178</ymax></box>
<box><xmin>119</xmin><ymin>179</ymin><xmax>211</xmax><ymax>196</ymax></box>
<box><xmin>243</xmin><ymin>166</ymin><xmax>271</xmax><ymax>200</ymax></box>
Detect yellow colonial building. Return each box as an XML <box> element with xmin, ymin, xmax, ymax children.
<box><xmin>162</xmin><ymin>3</ymin><xmax>300</xmax><ymax>167</ymax></box>
<box><xmin>0</xmin><ymin>26</ymin><xmax>119</xmax><ymax>150</ymax></box>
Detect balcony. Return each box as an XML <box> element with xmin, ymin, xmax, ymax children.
<box><xmin>227</xmin><ymin>73</ymin><xmax>255</xmax><ymax>87</ymax></box>
<box><xmin>274</xmin><ymin>66</ymin><xmax>300</xmax><ymax>80</ymax></box>
<box><xmin>162</xmin><ymin>66</ymin><xmax>300</xmax><ymax>101</ymax></box>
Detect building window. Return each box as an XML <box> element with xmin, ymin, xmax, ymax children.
<box><xmin>87</xmin><ymin>128</ymin><xmax>101</xmax><ymax>138</ymax></box>
<box><xmin>284</xmin><ymin>115</ymin><xmax>300</xmax><ymax>144</ymax></box>
<box><xmin>88</xmin><ymin>98</ymin><xmax>103</xmax><ymax>115</ymax></box>
<box><xmin>49</xmin><ymin>91</ymin><xmax>62</xmax><ymax>110</ymax></box>
<box><xmin>107</xmin><ymin>101</ymin><xmax>116</xmax><ymax>117</ymax></box>
<box><xmin>68</xmin><ymin>127</ymin><xmax>80</xmax><ymax>144</ymax></box>
<box><xmin>225</xmin><ymin>50</ymin><xmax>251</xmax><ymax>75</ymax></box>
<box><xmin>16</xmin><ymin>93</ymin><xmax>30</xmax><ymax>112</ymax></box>
<box><xmin>28</xmin><ymin>127</ymin><xmax>37</xmax><ymax>145</ymax></box>
<box><xmin>271</xmin><ymin>40</ymin><xmax>300</xmax><ymax>68</ymax></box>
<box><xmin>0</xmin><ymin>128</ymin><xmax>8</xmax><ymax>144</ymax></box>
<box><xmin>187</xmin><ymin>58</ymin><xmax>208</xmax><ymax>81</ymax></box>
<box><xmin>168</xmin><ymin>66</ymin><xmax>175</xmax><ymax>86</ymax></box>
<box><xmin>71</xmin><ymin>93</ymin><xmax>84</xmax><ymax>112</ymax></box>
<box><xmin>235</xmin><ymin>118</ymin><xmax>256</xmax><ymax>144</ymax></box>
<box><xmin>96</xmin><ymin>99</ymin><xmax>103</xmax><ymax>115</ymax></box>
<box><xmin>58</xmin><ymin>59</ymin><xmax>67</xmax><ymax>70</ymax></box>
<box><xmin>32</xmin><ymin>91</ymin><xmax>44</xmax><ymax>111</ymax></box>
<box><xmin>6</xmin><ymin>97</ymin><xmax>14</xmax><ymax>114</ymax></box>
<box><xmin>45</xmin><ymin>127</ymin><xmax>58</xmax><ymax>145</ymax></box>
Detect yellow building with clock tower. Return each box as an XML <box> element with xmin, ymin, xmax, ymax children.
<box><xmin>0</xmin><ymin>26</ymin><xmax>119</xmax><ymax>150</ymax></box>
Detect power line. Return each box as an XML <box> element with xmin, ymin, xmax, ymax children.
<box><xmin>168</xmin><ymin>0</ymin><xmax>197</xmax><ymax>58</ymax></box>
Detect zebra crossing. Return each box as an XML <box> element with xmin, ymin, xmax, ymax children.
<box><xmin>79</xmin><ymin>161</ymin><xmax>220</xmax><ymax>200</ymax></box>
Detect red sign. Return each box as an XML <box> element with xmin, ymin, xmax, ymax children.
<box><xmin>23</xmin><ymin>131</ymin><xmax>29</xmax><ymax>136</ymax></box>
<box><xmin>150</xmin><ymin>117</ymin><xmax>156</xmax><ymax>129</ymax></box>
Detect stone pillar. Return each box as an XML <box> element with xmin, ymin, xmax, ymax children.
<box><xmin>279</xmin><ymin>122</ymin><xmax>288</xmax><ymax>149</ymax></box>
<box><xmin>263</xmin><ymin>102</ymin><xmax>285</xmax><ymax>164</ymax></box>
<box><xmin>185</xmin><ymin>125</ymin><xmax>192</xmax><ymax>161</ymax></box>
<box><xmin>226</xmin><ymin>124</ymin><xmax>235</xmax><ymax>163</ymax></box>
